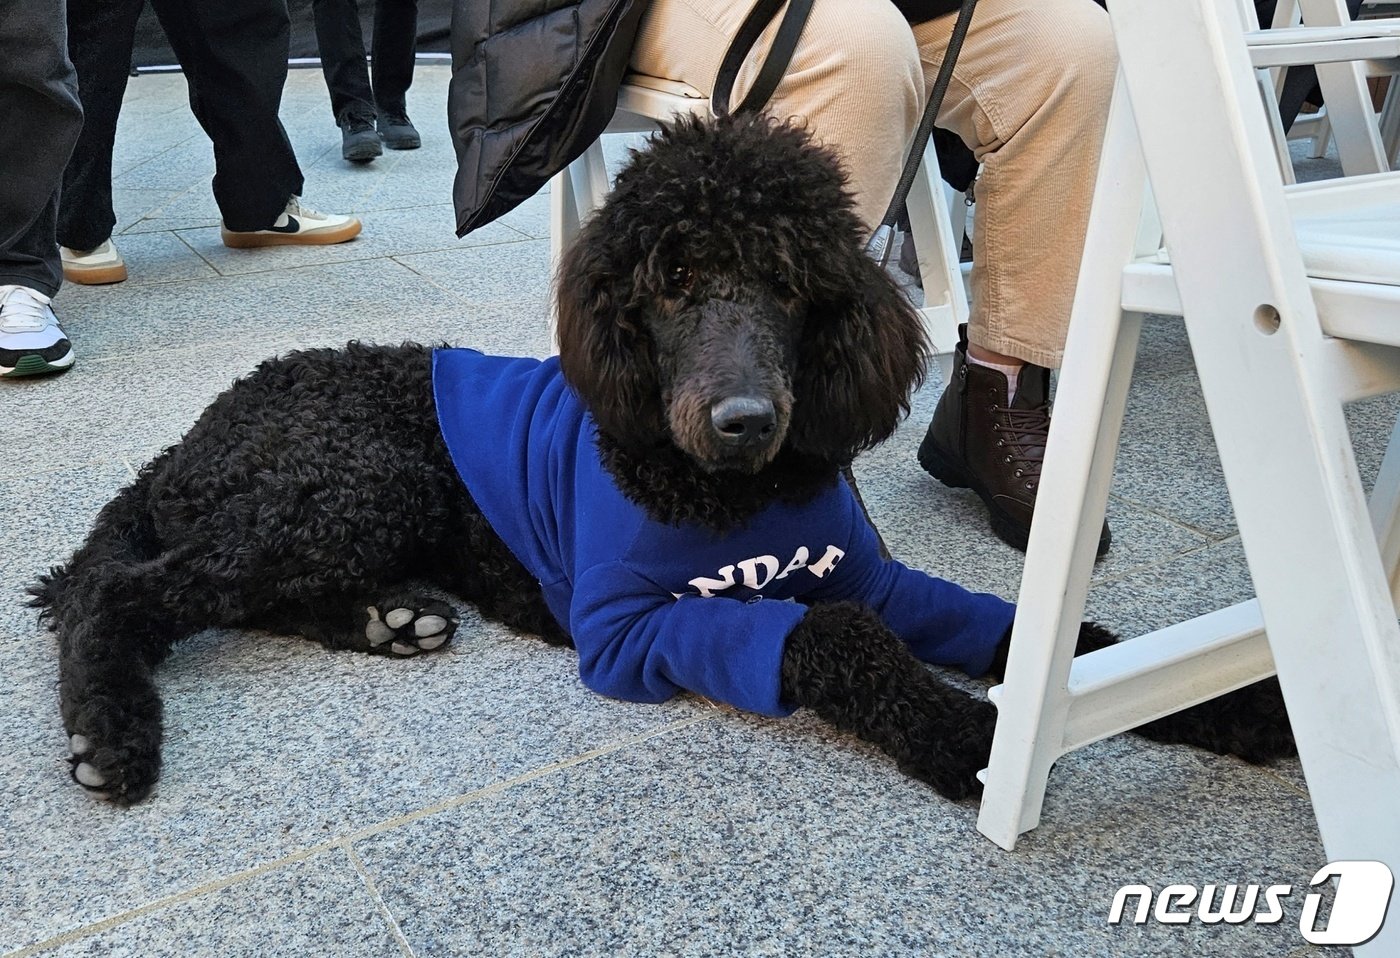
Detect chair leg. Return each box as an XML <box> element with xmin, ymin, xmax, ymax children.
<box><xmin>976</xmin><ymin>309</ymin><xmax>1143</xmax><ymax>849</ymax></box>
<box><xmin>1380</xmin><ymin>76</ymin><xmax>1400</xmax><ymax>169</ymax></box>
<box><xmin>1299</xmin><ymin>0</ymin><xmax>1386</xmax><ymax>172</ymax></box>
<box><xmin>977</xmin><ymin>77</ymin><xmax>1151</xmax><ymax>849</ymax></box>
<box><xmin>1367</xmin><ymin>414</ymin><xmax>1400</xmax><ymax>606</ymax></box>
<box><xmin>906</xmin><ymin>139</ymin><xmax>969</xmax><ymax>380</ymax></box>
<box><xmin>548</xmin><ymin>139</ymin><xmax>610</xmax><ymax>350</ymax></box>
<box><xmin>548</xmin><ymin>170</ymin><xmax>577</xmax><ymax>351</ymax></box>
<box><xmin>1183</xmin><ymin>309</ymin><xmax>1400</xmax><ymax>955</ymax></box>
<box><xmin>1257</xmin><ymin>67</ymin><xmax>1300</xmax><ymax>183</ymax></box>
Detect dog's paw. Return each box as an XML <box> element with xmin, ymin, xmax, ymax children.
<box><xmin>64</xmin><ymin>698</ymin><xmax>163</xmax><ymax>805</ymax></box>
<box><xmin>899</xmin><ymin>695</ymin><xmax>996</xmax><ymax>802</ymax></box>
<box><xmin>362</xmin><ymin>598</ymin><xmax>459</xmax><ymax>656</ymax></box>
<box><xmin>1134</xmin><ymin>677</ymin><xmax>1296</xmax><ymax>764</ymax></box>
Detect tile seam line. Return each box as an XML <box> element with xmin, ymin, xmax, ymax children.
<box><xmin>33</xmin><ymin>297</ymin><xmax>540</xmax><ymax>378</ymax></box>
<box><xmin>0</xmin><ymin>713</ymin><xmax>713</xmax><ymax>958</ymax></box>
<box><xmin>1106</xmin><ymin>489</ymin><xmax>1238</xmax><ymax>541</ymax></box>
<box><xmin>1086</xmin><ymin>536</ymin><xmax>1242</xmax><ymax>590</ymax></box>
<box><xmin>340</xmin><ymin>842</ymin><xmax>418</xmax><ymax>958</ymax></box>
<box><xmin>75</xmin><ymin>332</ymin><xmax>308</xmax><ymax>368</ymax></box>
<box><xmin>78</xmin><ymin>230</ymin><xmax>539</xmax><ymax>283</ymax></box>
<box><xmin>65</xmin><ymin>295</ymin><xmax>546</xmax><ymax>370</ymax></box>
<box><xmin>0</xmin><ymin>455</ymin><xmax>130</xmax><ymax>481</ymax></box>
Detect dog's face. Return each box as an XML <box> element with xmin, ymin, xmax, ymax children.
<box><xmin>557</xmin><ymin>115</ymin><xmax>929</xmax><ymax>474</ymax></box>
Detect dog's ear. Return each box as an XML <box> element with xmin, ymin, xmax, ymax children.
<box><xmin>788</xmin><ymin>249</ymin><xmax>930</xmax><ymax>460</ymax></box>
<box><xmin>554</xmin><ymin>220</ymin><xmax>665</xmax><ymax>448</ymax></box>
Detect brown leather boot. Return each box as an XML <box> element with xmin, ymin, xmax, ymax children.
<box><xmin>918</xmin><ymin>327</ymin><xmax>1111</xmax><ymax>557</ymax></box>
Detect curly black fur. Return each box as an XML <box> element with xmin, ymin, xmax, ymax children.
<box><xmin>32</xmin><ymin>114</ymin><xmax>1291</xmax><ymax>805</ymax></box>
<box><xmin>782</xmin><ymin>603</ymin><xmax>996</xmax><ymax>800</ymax></box>
<box><xmin>556</xmin><ymin>115</ymin><xmax>929</xmax><ymax>474</ymax></box>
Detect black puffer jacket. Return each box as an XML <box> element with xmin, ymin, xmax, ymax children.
<box><xmin>448</xmin><ymin>0</ymin><xmax>975</xmax><ymax>237</ymax></box>
<box><xmin>449</xmin><ymin>0</ymin><xmax>649</xmax><ymax>236</ymax></box>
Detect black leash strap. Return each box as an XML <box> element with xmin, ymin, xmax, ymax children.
<box><xmin>866</xmin><ymin>0</ymin><xmax>979</xmax><ymax>266</ymax></box>
<box><xmin>711</xmin><ymin>0</ymin><xmax>816</xmax><ymax>117</ymax></box>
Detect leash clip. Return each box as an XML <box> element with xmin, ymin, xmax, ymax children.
<box><xmin>866</xmin><ymin>223</ymin><xmax>897</xmax><ymax>269</ymax></box>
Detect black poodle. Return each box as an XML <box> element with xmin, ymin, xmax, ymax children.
<box><xmin>32</xmin><ymin>115</ymin><xmax>1294</xmax><ymax>804</ymax></box>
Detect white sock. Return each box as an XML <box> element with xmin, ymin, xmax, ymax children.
<box><xmin>967</xmin><ymin>353</ymin><xmax>1023</xmax><ymax>406</ymax></box>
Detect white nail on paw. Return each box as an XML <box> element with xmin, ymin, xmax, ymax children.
<box><xmin>417</xmin><ymin>633</ymin><xmax>448</xmax><ymax>650</ymax></box>
<box><xmin>75</xmin><ymin>762</ymin><xmax>107</xmax><ymax>787</ymax></box>
<box><xmin>390</xmin><ymin>640</ymin><xmax>418</xmax><ymax>655</ymax></box>
<box><xmin>70</xmin><ymin>734</ymin><xmax>90</xmax><ymax>754</ymax></box>
<box><xmin>366</xmin><ymin>621</ymin><xmax>395</xmax><ymax>645</ymax></box>
<box><xmin>386</xmin><ymin>609</ymin><xmax>415</xmax><ymax>629</ymax></box>
<box><xmin>366</xmin><ymin>606</ymin><xmax>381</xmax><ymax>621</ymax></box>
<box><xmin>414</xmin><ymin>615</ymin><xmax>447</xmax><ymax>636</ymax></box>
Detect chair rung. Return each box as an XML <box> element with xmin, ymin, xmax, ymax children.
<box><xmin>986</xmin><ymin>601</ymin><xmax>1276</xmax><ymax>756</ymax></box>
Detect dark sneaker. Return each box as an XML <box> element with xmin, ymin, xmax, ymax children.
<box><xmin>340</xmin><ymin>115</ymin><xmax>382</xmax><ymax>162</ymax></box>
<box><xmin>0</xmin><ymin>285</ymin><xmax>75</xmax><ymax>378</ymax></box>
<box><xmin>377</xmin><ymin>112</ymin><xmax>421</xmax><ymax>150</ymax></box>
<box><xmin>917</xmin><ymin>325</ymin><xmax>1111</xmax><ymax>557</ymax></box>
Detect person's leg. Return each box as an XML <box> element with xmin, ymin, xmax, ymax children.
<box><xmin>913</xmin><ymin>0</ymin><xmax>1117</xmax><ymax>554</ymax></box>
<box><xmin>0</xmin><ymin>0</ymin><xmax>82</xmax><ymax>375</ymax></box>
<box><xmin>912</xmin><ymin>0</ymin><xmax>1116</xmax><ymax>369</ymax></box>
<box><xmin>148</xmin><ymin>0</ymin><xmax>305</xmax><ymax>231</ymax></box>
<box><xmin>55</xmin><ymin>0</ymin><xmax>145</xmax><ymax>259</ymax></box>
<box><xmin>312</xmin><ymin>0</ymin><xmax>383</xmax><ymax>160</ymax></box>
<box><xmin>630</xmin><ymin>0</ymin><xmax>925</xmax><ymax>232</ymax></box>
<box><xmin>370</xmin><ymin>0</ymin><xmax>421</xmax><ymax>148</ymax></box>
<box><xmin>312</xmin><ymin>0</ymin><xmax>377</xmax><ymax>123</ymax></box>
<box><xmin>370</xmin><ymin>0</ymin><xmax>418</xmax><ymax>117</ymax></box>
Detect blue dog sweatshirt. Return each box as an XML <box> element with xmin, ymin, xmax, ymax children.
<box><xmin>433</xmin><ymin>348</ymin><xmax>1015</xmax><ymax>717</ymax></box>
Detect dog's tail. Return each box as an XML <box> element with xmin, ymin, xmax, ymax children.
<box><xmin>30</xmin><ymin>457</ymin><xmax>164</xmax><ymax>627</ymax></box>
<box><xmin>31</xmin><ymin>457</ymin><xmax>178</xmax><ymax>803</ymax></box>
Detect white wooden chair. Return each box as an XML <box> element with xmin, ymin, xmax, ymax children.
<box><xmin>548</xmin><ymin>73</ymin><xmax>971</xmax><ymax>375</ymax></box>
<box><xmin>977</xmin><ymin>1</ymin><xmax>1400</xmax><ymax>948</ymax></box>
<box><xmin>1270</xmin><ymin>0</ymin><xmax>1400</xmax><ymax>173</ymax></box>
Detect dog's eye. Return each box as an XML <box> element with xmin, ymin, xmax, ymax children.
<box><xmin>666</xmin><ymin>264</ymin><xmax>694</xmax><ymax>292</ymax></box>
<box><xmin>771</xmin><ymin>269</ymin><xmax>790</xmax><ymax>290</ymax></box>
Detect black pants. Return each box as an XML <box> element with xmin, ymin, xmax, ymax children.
<box><xmin>58</xmin><ymin>0</ymin><xmax>305</xmax><ymax>250</ymax></box>
<box><xmin>312</xmin><ymin>0</ymin><xmax>419</xmax><ymax>123</ymax></box>
<box><xmin>0</xmin><ymin>0</ymin><xmax>84</xmax><ymax>297</ymax></box>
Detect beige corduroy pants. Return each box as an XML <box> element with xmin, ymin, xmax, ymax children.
<box><xmin>630</xmin><ymin>0</ymin><xmax>1117</xmax><ymax>368</ymax></box>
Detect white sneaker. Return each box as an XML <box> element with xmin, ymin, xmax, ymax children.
<box><xmin>60</xmin><ymin>239</ymin><xmax>128</xmax><ymax>285</ymax></box>
<box><xmin>220</xmin><ymin>196</ymin><xmax>363</xmax><ymax>248</ymax></box>
<box><xmin>0</xmin><ymin>285</ymin><xmax>75</xmax><ymax>378</ymax></box>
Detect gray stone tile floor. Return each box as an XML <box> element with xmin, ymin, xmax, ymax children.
<box><xmin>0</xmin><ymin>66</ymin><xmax>1383</xmax><ymax>957</ymax></box>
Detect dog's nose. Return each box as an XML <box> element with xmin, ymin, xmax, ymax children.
<box><xmin>710</xmin><ymin>396</ymin><xmax>777</xmax><ymax>447</ymax></box>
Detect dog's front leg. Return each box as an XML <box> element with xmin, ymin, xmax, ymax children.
<box><xmin>781</xmin><ymin>601</ymin><xmax>994</xmax><ymax>800</ymax></box>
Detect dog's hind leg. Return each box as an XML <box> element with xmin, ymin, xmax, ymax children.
<box><xmin>426</xmin><ymin>510</ymin><xmax>574</xmax><ymax>648</ymax></box>
<box><xmin>38</xmin><ymin>506</ymin><xmax>228</xmax><ymax>804</ymax></box>
<box><xmin>256</xmin><ymin>591</ymin><xmax>462</xmax><ymax>657</ymax></box>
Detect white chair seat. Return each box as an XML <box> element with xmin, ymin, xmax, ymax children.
<box><xmin>1297</xmin><ymin>207</ymin><xmax>1400</xmax><ymax>283</ymax></box>
<box><xmin>1140</xmin><ymin>175</ymin><xmax>1400</xmax><ymax>290</ymax></box>
<box><xmin>1283</xmin><ymin>172</ymin><xmax>1400</xmax><ymax>284</ymax></box>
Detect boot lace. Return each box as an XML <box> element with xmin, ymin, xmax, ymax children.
<box><xmin>991</xmin><ymin>404</ymin><xmax>1051</xmax><ymax>490</ymax></box>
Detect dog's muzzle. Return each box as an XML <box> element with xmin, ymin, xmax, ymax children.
<box><xmin>664</xmin><ymin>297</ymin><xmax>794</xmax><ymax>472</ymax></box>
<box><xmin>710</xmin><ymin>395</ymin><xmax>778</xmax><ymax>449</ymax></box>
